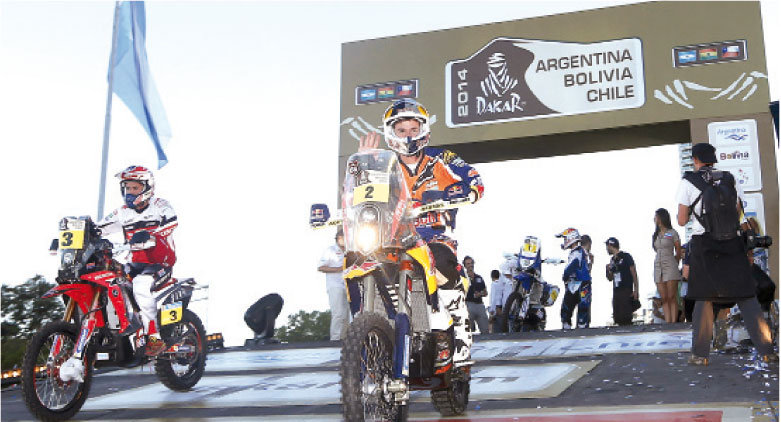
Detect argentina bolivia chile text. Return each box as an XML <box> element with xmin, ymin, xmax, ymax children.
<box><xmin>445</xmin><ymin>38</ymin><xmax>645</xmax><ymax>127</ymax></box>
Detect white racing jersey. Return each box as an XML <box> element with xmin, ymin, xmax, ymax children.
<box><xmin>97</xmin><ymin>198</ymin><xmax>178</xmax><ymax>266</ymax></box>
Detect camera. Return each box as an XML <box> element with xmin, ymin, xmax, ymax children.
<box><xmin>744</xmin><ymin>230</ymin><xmax>773</xmax><ymax>249</ymax></box>
<box><xmin>608</xmin><ymin>263</ymin><xmax>619</xmax><ymax>274</ymax></box>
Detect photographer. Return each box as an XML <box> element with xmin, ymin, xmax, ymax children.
<box><xmin>675</xmin><ymin>143</ymin><xmax>775</xmax><ymax>365</ymax></box>
<box><xmin>605</xmin><ymin>237</ymin><xmax>639</xmax><ymax>326</ymax></box>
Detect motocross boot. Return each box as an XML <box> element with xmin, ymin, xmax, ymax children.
<box><xmin>59</xmin><ymin>357</ymin><xmax>85</xmax><ymax>383</ymax></box>
<box><xmin>438</xmin><ymin>287</ymin><xmax>473</xmax><ymax>366</ymax></box>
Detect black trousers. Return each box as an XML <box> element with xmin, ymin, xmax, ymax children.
<box><xmin>691</xmin><ymin>298</ymin><xmax>773</xmax><ymax>358</ymax></box>
<box><xmin>612</xmin><ymin>288</ymin><xmax>634</xmax><ymax>326</ymax></box>
<box><xmin>244</xmin><ymin>293</ymin><xmax>284</xmax><ymax>338</ymax></box>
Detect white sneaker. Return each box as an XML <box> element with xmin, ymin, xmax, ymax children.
<box><xmin>59</xmin><ymin>357</ymin><xmax>84</xmax><ymax>383</ymax></box>
<box><xmin>562</xmin><ymin>323</ymin><xmax>572</xmax><ymax>330</ymax></box>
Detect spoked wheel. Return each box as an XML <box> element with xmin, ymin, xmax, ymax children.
<box><xmin>154</xmin><ymin>309</ymin><xmax>207</xmax><ymax>391</ymax></box>
<box><xmin>21</xmin><ymin>321</ymin><xmax>93</xmax><ymax>422</ymax></box>
<box><xmin>431</xmin><ymin>366</ymin><xmax>470</xmax><ymax>416</ymax></box>
<box><xmin>340</xmin><ymin>312</ymin><xmax>407</xmax><ymax>422</ymax></box>
<box><xmin>503</xmin><ymin>292</ymin><xmax>525</xmax><ymax>333</ymax></box>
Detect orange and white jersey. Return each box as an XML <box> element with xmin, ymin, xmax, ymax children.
<box><xmin>98</xmin><ymin>197</ymin><xmax>178</xmax><ymax>266</ymax></box>
<box><xmin>400</xmin><ymin>146</ymin><xmax>483</xmax><ymax>240</ymax></box>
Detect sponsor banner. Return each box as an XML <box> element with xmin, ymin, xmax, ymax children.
<box><xmin>673</xmin><ymin>40</ymin><xmax>747</xmax><ymax>68</ymax></box>
<box><xmin>85</xmin><ymin>362</ymin><xmax>598</xmax><ymax>410</ymax></box>
<box><xmin>707</xmin><ymin>119</ymin><xmax>762</xmax><ymax>191</ymax></box>
<box><xmin>742</xmin><ymin>193</ymin><xmax>766</xmax><ymax>232</ymax></box>
<box><xmin>355</xmin><ymin>79</ymin><xmax>418</xmax><ymax>105</ymax></box>
<box><xmin>445</xmin><ymin>37</ymin><xmax>645</xmax><ymax>127</ymax></box>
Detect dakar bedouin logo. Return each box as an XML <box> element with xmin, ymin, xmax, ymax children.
<box><xmin>476</xmin><ymin>52</ymin><xmax>523</xmax><ymax>115</ymax></box>
<box><xmin>445</xmin><ymin>37</ymin><xmax>645</xmax><ymax>128</ymax></box>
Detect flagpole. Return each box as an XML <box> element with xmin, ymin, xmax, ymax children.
<box><xmin>97</xmin><ymin>1</ymin><xmax>122</xmax><ymax>220</ymax></box>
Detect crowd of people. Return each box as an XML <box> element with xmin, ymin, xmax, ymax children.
<box><xmin>313</xmin><ymin>98</ymin><xmax>776</xmax><ymax>368</ymax></box>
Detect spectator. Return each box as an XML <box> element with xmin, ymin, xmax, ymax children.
<box><xmin>581</xmin><ymin>234</ymin><xmax>594</xmax><ymax>272</ymax></box>
<box><xmin>488</xmin><ymin>269</ymin><xmax>505</xmax><ymax>333</ymax></box>
<box><xmin>244</xmin><ymin>293</ymin><xmax>284</xmax><ymax>344</ymax></box>
<box><xmin>557</xmin><ymin>228</ymin><xmax>592</xmax><ymax>329</ymax></box>
<box><xmin>676</xmin><ymin>142</ymin><xmax>774</xmax><ymax>365</ymax></box>
<box><xmin>317</xmin><ymin>227</ymin><xmax>349</xmax><ymax>341</ymax></box>
<box><xmin>680</xmin><ymin>243</ymin><xmax>694</xmax><ymax>322</ymax></box>
<box><xmin>463</xmin><ymin>256</ymin><xmax>490</xmax><ymax>335</ymax></box>
<box><xmin>605</xmin><ymin>237</ymin><xmax>640</xmax><ymax>326</ymax></box>
<box><xmin>652</xmin><ymin>208</ymin><xmax>683</xmax><ymax>323</ymax></box>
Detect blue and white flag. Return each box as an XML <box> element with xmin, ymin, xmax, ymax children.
<box><xmin>111</xmin><ymin>1</ymin><xmax>171</xmax><ymax>168</ymax></box>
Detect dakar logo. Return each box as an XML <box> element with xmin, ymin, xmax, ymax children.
<box><xmin>476</xmin><ymin>52</ymin><xmax>524</xmax><ymax>115</ymax></box>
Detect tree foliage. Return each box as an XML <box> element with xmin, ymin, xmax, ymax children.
<box><xmin>275</xmin><ymin>310</ymin><xmax>331</xmax><ymax>343</ymax></box>
<box><xmin>1</xmin><ymin>275</ymin><xmax>64</xmax><ymax>370</ymax></box>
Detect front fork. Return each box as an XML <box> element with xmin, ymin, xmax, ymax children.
<box><xmin>389</xmin><ymin>256</ymin><xmax>414</xmax><ymax>403</ymax></box>
<box><xmin>71</xmin><ymin>290</ymin><xmax>101</xmax><ymax>360</ymax></box>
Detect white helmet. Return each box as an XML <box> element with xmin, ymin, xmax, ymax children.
<box><xmin>383</xmin><ymin>99</ymin><xmax>431</xmax><ymax>155</ymax></box>
<box><xmin>555</xmin><ymin>228</ymin><xmax>581</xmax><ymax>250</ymax></box>
<box><xmin>116</xmin><ymin>165</ymin><xmax>154</xmax><ymax>209</ymax></box>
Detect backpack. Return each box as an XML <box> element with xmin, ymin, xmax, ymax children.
<box><xmin>683</xmin><ymin>168</ymin><xmax>741</xmax><ymax>241</ymax></box>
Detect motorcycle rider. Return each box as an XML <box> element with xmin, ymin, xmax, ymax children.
<box><xmin>59</xmin><ymin>166</ymin><xmax>176</xmax><ymax>382</ymax></box>
<box><xmin>557</xmin><ymin>228</ymin><xmax>592</xmax><ymax>329</ymax></box>
<box><xmin>358</xmin><ymin>98</ymin><xmax>484</xmax><ymax>365</ymax></box>
<box><xmin>97</xmin><ymin>165</ymin><xmax>178</xmax><ymax>357</ymax></box>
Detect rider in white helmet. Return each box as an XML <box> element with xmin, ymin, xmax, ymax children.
<box><xmin>358</xmin><ymin>99</ymin><xmax>484</xmax><ymax>366</ymax></box>
<box><xmin>556</xmin><ymin>228</ymin><xmax>592</xmax><ymax>329</ymax></box>
<box><xmin>98</xmin><ymin>165</ymin><xmax>178</xmax><ymax>356</ymax></box>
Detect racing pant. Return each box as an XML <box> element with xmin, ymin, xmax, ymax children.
<box><xmin>561</xmin><ymin>281</ymin><xmax>591</xmax><ymax>329</ymax></box>
<box><xmin>429</xmin><ymin>242</ymin><xmax>472</xmax><ymax>363</ymax></box>
<box><xmin>127</xmin><ymin>263</ymin><xmax>172</xmax><ymax>335</ymax></box>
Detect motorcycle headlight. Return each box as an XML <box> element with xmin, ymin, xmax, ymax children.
<box><xmin>62</xmin><ymin>251</ymin><xmax>75</xmax><ymax>265</ymax></box>
<box><xmin>357</xmin><ymin>225</ymin><xmax>379</xmax><ymax>253</ymax></box>
<box><xmin>356</xmin><ymin>206</ymin><xmax>381</xmax><ymax>253</ymax></box>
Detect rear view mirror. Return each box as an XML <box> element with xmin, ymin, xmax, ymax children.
<box><xmin>49</xmin><ymin>238</ymin><xmax>59</xmax><ymax>255</ymax></box>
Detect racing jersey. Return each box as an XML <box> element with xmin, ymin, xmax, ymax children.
<box><xmin>97</xmin><ymin>198</ymin><xmax>178</xmax><ymax>266</ymax></box>
<box><xmin>562</xmin><ymin>246</ymin><xmax>591</xmax><ymax>283</ymax></box>
<box><xmin>401</xmin><ymin>146</ymin><xmax>483</xmax><ymax>241</ymax></box>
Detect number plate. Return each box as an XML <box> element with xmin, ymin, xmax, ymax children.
<box><xmin>59</xmin><ymin>229</ymin><xmax>85</xmax><ymax>249</ymax></box>
<box><xmin>352</xmin><ymin>183</ymin><xmax>389</xmax><ymax>205</ymax></box>
<box><xmin>161</xmin><ymin>302</ymin><xmax>183</xmax><ymax>325</ymax></box>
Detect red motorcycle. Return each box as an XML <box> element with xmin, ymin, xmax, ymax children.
<box><xmin>21</xmin><ymin>216</ymin><xmax>206</xmax><ymax>421</ymax></box>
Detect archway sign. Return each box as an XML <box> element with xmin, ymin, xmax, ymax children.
<box><xmin>338</xmin><ymin>1</ymin><xmax>778</xmax><ymax>283</ymax></box>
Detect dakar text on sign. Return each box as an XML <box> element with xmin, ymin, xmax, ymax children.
<box><xmin>445</xmin><ymin>38</ymin><xmax>646</xmax><ymax>127</ymax></box>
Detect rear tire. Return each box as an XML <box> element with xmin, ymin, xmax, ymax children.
<box><xmin>154</xmin><ymin>309</ymin><xmax>207</xmax><ymax>391</ymax></box>
<box><xmin>340</xmin><ymin>312</ymin><xmax>406</xmax><ymax>421</ymax></box>
<box><xmin>431</xmin><ymin>367</ymin><xmax>470</xmax><ymax>416</ymax></box>
<box><xmin>21</xmin><ymin>321</ymin><xmax>93</xmax><ymax>422</ymax></box>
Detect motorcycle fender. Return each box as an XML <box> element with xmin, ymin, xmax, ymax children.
<box><xmin>42</xmin><ymin>283</ymin><xmax>95</xmax><ymax>315</ymax></box>
<box><xmin>80</xmin><ymin>270</ymin><xmax>118</xmax><ymax>287</ymax></box>
<box><xmin>343</xmin><ymin>262</ymin><xmax>381</xmax><ymax>280</ymax></box>
<box><xmin>406</xmin><ymin>245</ymin><xmax>438</xmax><ymax>296</ymax></box>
